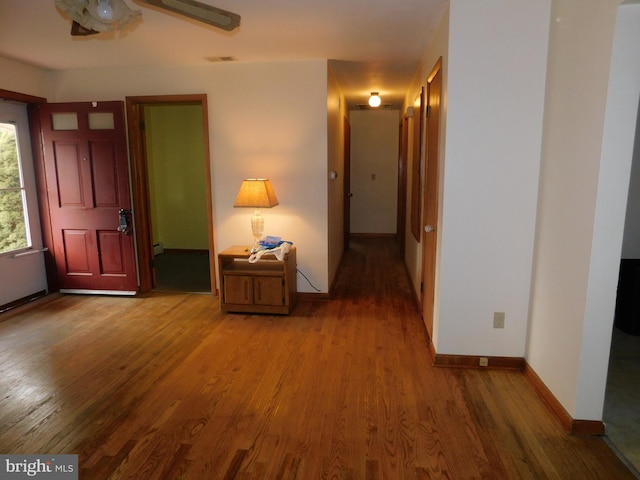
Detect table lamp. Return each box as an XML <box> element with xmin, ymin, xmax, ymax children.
<box><xmin>233</xmin><ymin>179</ymin><xmax>279</xmax><ymax>252</ymax></box>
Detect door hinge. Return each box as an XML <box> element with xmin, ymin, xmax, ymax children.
<box><xmin>150</xmin><ymin>258</ymin><xmax>155</xmax><ymax>268</ymax></box>
<box><xmin>426</xmin><ymin>105</ymin><xmax>431</xmax><ymax>118</ymax></box>
<box><xmin>139</xmin><ymin>121</ymin><xmax>146</xmax><ymax>131</ymax></box>
<box><xmin>420</xmin><ymin>281</ymin><xmax>424</xmax><ymax>293</ymax></box>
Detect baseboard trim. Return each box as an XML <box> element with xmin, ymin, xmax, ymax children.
<box><xmin>431</xmin><ymin>352</ymin><xmax>606</xmax><ymax>435</ymax></box>
<box><xmin>523</xmin><ymin>362</ymin><xmax>605</xmax><ymax>436</ymax></box>
<box><xmin>433</xmin><ymin>353</ymin><xmax>525</xmax><ymax>370</ymax></box>
<box><xmin>0</xmin><ymin>290</ymin><xmax>48</xmax><ymax>315</ymax></box>
<box><xmin>162</xmin><ymin>248</ymin><xmax>209</xmax><ymax>255</ymax></box>
<box><xmin>297</xmin><ymin>292</ymin><xmax>330</xmax><ymax>302</ymax></box>
<box><xmin>0</xmin><ymin>292</ymin><xmax>61</xmax><ymax>322</ymax></box>
<box><xmin>349</xmin><ymin>233</ymin><xmax>397</xmax><ymax>239</ymax></box>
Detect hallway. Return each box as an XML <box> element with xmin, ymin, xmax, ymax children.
<box><xmin>0</xmin><ymin>237</ymin><xmax>635</xmax><ymax>478</ymax></box>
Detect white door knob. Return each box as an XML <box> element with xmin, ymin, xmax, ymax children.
<box><xmin>424</xmin><ymin>225</ymin><xmax>435</xmax><ymax>233</ymax></box>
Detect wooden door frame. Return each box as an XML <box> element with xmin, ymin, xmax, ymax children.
<box><xmin>397</xmin><ymin>115</ymin><xmax>409</xmax><ymax>256</ymax></box>
<box><xmin>125</xmin><ymin>94</ymin><xmax>215</xmax><ymax>294</ymax></box>
<box><xmin>410</xmin><ymin>88</ymin><xmax>425</xmax><ymax>242</ymax></box>
<box><xmin>343</xmin><ymin>116</ymin><xmax>351</xmax><ymax>251</ymax></box>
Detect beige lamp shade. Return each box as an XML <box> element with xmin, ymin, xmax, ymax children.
<box><xmin>233</xmin><ymin>179</ymin><xmax>279</xmax><ymax>208</ymax></box>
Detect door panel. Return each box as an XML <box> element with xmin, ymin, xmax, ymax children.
<box><xmin>91</xmin><ymin>142</ymin><xmax>118</xmax><ymax>206</ymax></box>
<box><xmin>254</xmin><ymin>277</ymin><xmax>284</xmax><ymax>306</ymax></box>
<box><xmin>224</xmin><ymin>276</ymin><xmax>252</xmax><ymax>305</ymax></box>
<box><xmin>97</xmin><ymin>230</ymin><xmax>127</xmax><ymax>274</ymax></box>
<box><xmin>63</xmin><ymin>230</ymin><xmax>91</xmax><ymax>274</ymax></box>
<box><xmin>40</xmin><ymin>102</ymin><xmax>137</xmax><ymax>293</ymax></box>
<box><xmin>54</xmin><ymin>143</ymin><xmax>85</xmax><ymax>206</ymax></box>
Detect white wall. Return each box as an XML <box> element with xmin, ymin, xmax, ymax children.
<box><xmin>47</xmin><ymin>60</ymin><xmax>330</xmax><ymax>293</ymax></box>
<box><xmin>436</xmin><ymin>0</ymin><xmax>550</xmax><ymax>357</ymax></box>
<box><xmin>528</xmin><ymin>0</ymin><xmax>640</xmax><ymax>420</ymax></box>
<box><xmin>349</xmin><ymin>110</ymin><xmax>400</xmax><ymax>234</ymax></box>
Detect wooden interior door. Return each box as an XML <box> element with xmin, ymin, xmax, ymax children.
<box><xmin>421</xmin><ymin>59</ymin><xmax>443</xmax><ymax>341</ymax></box>
<box><xmin>343</xmin><ymin>116</ymin><xmax>352</xmax><ymax>251</ymax></box>
<box><xmin>38</xmin><ymin>101</ymin><xmax>137</xmax><ymax>294</ymax></box>
<box><xmin>411</xmin><ymin>88</ymin><xmax>425</xmax><ymax>242</ymax></box>
<box><xmin>397</xmin><ymin>116</ymin><xmax>409</xmax><ymax>256</ymax></box>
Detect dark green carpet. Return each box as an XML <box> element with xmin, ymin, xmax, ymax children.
<box><xmin>154</xmin><ymin>251</ymin><xmax>211</xmax><ymax>293</ymax></box>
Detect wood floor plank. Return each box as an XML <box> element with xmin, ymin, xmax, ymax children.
<box><xmin>0</xmin><ymin>237</ymin><xmax>636</xmax><ymax>479</ymax></box>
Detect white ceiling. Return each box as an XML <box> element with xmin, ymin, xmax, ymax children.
<box><xmin>0</xmin><ymin>0</ymin><xmax>447</xmax><ymax>109</ymax></box>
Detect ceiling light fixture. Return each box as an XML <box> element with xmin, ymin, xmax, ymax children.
<box><xmin>56</xmin><ymin>0</ymin><xmax>142</xmax><ymax>35</ymax></box>
<box><xmin>368</xmin><ymin>92</ymin><xmax>382</xmax><ymax>108</ymax></box>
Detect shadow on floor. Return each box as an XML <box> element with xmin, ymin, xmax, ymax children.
<box><xmin>154</xmin><ymin>251</ymin><xmax>211</xmax><ymax>293</ymax></box>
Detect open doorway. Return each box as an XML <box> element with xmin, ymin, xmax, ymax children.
<box><xmin>126</xmin><ymin>95</ymin><xmax>215</xmax><ymax>294</ymax></box>
<box><xmin>601</xmin><ymin>3</ymin><xmax>640</xmax><ymax>472</ymax></box>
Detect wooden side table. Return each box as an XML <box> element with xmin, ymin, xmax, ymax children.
<box><xmin>218</xmin><ymin>246</ymin><xmax>297</xmax><ymax>314</ymax></box>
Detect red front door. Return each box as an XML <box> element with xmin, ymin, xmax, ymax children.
<box><xmin>38</xmin><ymin>101</ymin><xmax>137</xmax><ymax>293</ymax></box>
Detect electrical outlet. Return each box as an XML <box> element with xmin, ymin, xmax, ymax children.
<box><xmin>479</xmin><ymin>357</ymin><xmax>489</xmax><ymax>367</ymax></box>
<box><xmin>493</xmin><ymin>311</ymin><xmax>505</xmax><ymax>329</ymax></box>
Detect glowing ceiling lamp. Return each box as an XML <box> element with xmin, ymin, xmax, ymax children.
<box><xmin>368</xmin><ymin>92</ymin><xmax>382</xmax><ymax>108</ymax></box>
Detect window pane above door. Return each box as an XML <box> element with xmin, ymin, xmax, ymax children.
<box><xmin>51</xmin><ymin>112</ymin><xmax>78</xmax><ymax>131</ymax></box>
<box><xmin>89</xmin><ymin>112</ymin><xmax>115</xmax><ymax>130</ymax></box>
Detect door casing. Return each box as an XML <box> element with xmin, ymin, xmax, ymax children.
<box><xmin>126</xmin><ymin>94</ymin><xmax>215</xmax><ymax>294</ymax></box>
<box><xmin>343</xmin><ymin>116</ymin><xmax>351</xmax><ymax>251</ymax></box>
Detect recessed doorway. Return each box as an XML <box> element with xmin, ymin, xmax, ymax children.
<box><xmin>126</xmin><ymin>95</ymin><xmax>215</xmax><ymax>294</ymax></box>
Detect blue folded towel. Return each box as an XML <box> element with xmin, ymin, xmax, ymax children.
<box><xmin>260</xmin><ymin>236</ymin><xmax>282</xmax><ymax>247</ymax></box>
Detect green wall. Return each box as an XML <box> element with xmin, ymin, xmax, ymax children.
<box><xmin>145</xmin><ymin>104</ymin><xmax>208</xmax><ymax>250</ymax></box>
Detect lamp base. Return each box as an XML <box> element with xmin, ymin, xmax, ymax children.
<box><xmin>250</xmin><ymin>208</ymin><xmax>264</xmax><ymax>253</ymax></box>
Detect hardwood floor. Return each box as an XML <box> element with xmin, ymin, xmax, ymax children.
<box><xmin>0</xmin><ymin>237</ymin><xmax>635</xmax><ymax>479</ymax></box>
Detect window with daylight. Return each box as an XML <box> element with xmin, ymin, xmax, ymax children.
<box><xmin>0</xmin><ymin>121</ymin><xmax>31</xmax><ymax>255</ymax></box>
